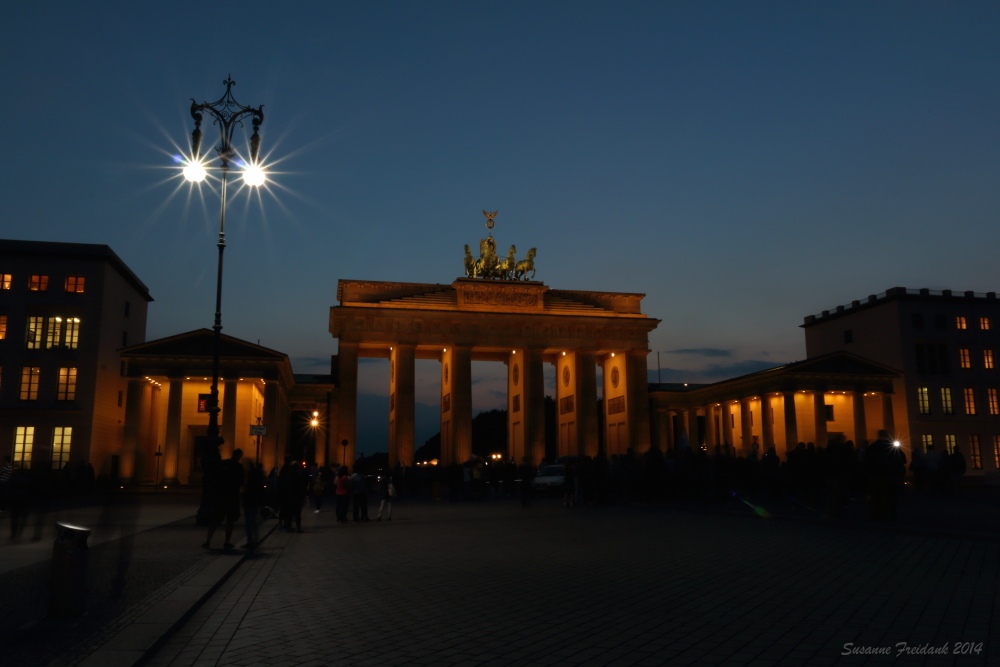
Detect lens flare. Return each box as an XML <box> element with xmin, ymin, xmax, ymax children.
<box><xmin>242</xmin><ymin>163</ymin><xmax>266</xmax><ymax>186</ymax></box>
<box><xmin>183</xmin><ymin>160</ymin><xmax>207</xmax><ymax>183</ymax></box>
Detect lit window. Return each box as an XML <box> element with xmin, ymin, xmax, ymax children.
<box><xmin>965</xmin><ymin>388</ymin><xmax>977</xmax><ymax>415</ymax></box>
<box><xmin>14</xmin><ymin>427</ymin><xmax>34</xmax><ymax>468</ymax></box>
<box><xmin>989</xmin><ymin>388</ymin><xmax>999</xmax><ymax>415</ymax></box>
<box><xmin>57</xmin><ymin>367</ymin><xmax>77</xmax><ymax>401</ymax></box>
<box><xmin>922</xmin><ymin>434</ymin><xmax>934</xmax><ymax>451</ymax></box>
<box><xmin>981</xmin><ymin>317</ymin><xmax>992</xmax><ymax>331</ymax></box>
<box><xmin>994</xmin><ymin>436</ymin><xmax>1000</xmax><ymax>469</ymax></box>
<box><xmin>969</xmin><ymin>435</ymin><xmax>982</xmax><ymax>470</ymax></box>
<box><xmin>28</xmin><ymin>275</ymin><xmax>48</xmax><ymax>291</ymax></box>
<box><xmin>917</xmin><ymin>387</ymin><xmax>931</xmax><ymax>414</ymax></box>
<box><xmin>26</xmin><ymin>316</ymin><xmax>43</xmax><ymax>349</ymax></box>
<box><xmin>960</xmin><ymin>348</ymin><xmax>971</xmax><ymax>369</ymax></box>
<box><xmin>956</xmin><ymin>316</ymin><xmax>968</xmax><ymax>330</ymax></box>
<box><xmin>0</xmin><ymin>274</ymin><xmax>11</xmax><ymax>290</ymax></box>
<box><xmin>0</xmin><ymin>314</ymin><xmax>6</xmax><ymax>340</ymax></box>
<box><xmin>64</xmin><ymin>276</ymin><xmax>85</xmax><ymax>293</ymax></box>
<box><xmin>985</xmin><ymin>349</ymin><xmax>995</xmax><ymax>369</ymax></box>
<box><xmin>19</xmin><ymin>367</ymin><xmax>40</xmax><ymax>400</ymax></box>
<box><xmin>52</xmin><ymin>427</ymin><xmax>72</xmax><ymax>470</ymax></box>
<box><xmin>65</xmin><ymin>318</ymin><xmax>80</xmax><ymax>349</ymax></box>
<box><xmin>46</xmin><ymin>317</ymin><xmax>63</xmax><ymax>348</ymax></box>
<box><xmin>940</xmin><ymin>388</ymin><xmax>953</xmax><ymax>415</ymax></box>
<box><xmin>944</xmin><ymin>434</ymin><xmax>956</xmax><ymax>454</ymax></box>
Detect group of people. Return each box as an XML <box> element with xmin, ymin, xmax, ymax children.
<box><xmin>202</xmin><ymin>453</ymin><xmax>397</xmax><ymax>551</ymax></box>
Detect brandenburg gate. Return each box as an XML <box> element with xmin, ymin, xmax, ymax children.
<box><xmin>329</xmin><ymin>213</ymin><xmax>660</xmax><ymax>466</ymax></box>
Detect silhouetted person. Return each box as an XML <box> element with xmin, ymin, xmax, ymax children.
<box><xmin>948</xmin><ymin>445</ymin><xmax>967</xmax><ymax>493</ymax></box>
<box><xmin>335</xmin><ymin>466</ymin><xmax>350</xmax><ymax>523</ymax></box>
<box><xmin>866</xmin><ymin>430</ymin><xmax>905</xmax><ymax>520</ymax></box>
<box><xmin>243</xmin><ymin>460</ymin><xmax>266</xmax><ymax>549</ymax></box>
<box><xmin>350</xmin><ymin>466</ymin><xmax>369</xmax><ymax>522</ymax></box>
<box><xmin>203</xmin><ymin>449</ymin><xmax>244</xmax><ymax>550</ymax></box>
<box><xmin>376</xmin><ymin>472</ymin><xmax>394</xmax><ymax>521</ymax></box>
<box><xmin>7</xmin><ymin>468</ymin><xmax>32</xmax><ymax>539</ymax></box>
<box><xmin>279</xmin><ymin>459</ymin><xmax>307</xmax><ymax>533</ymax></box>
<box><xmin>0</xmin><ymin>455</ymin><xmax>12</xmax><ymax>511</ymax></box>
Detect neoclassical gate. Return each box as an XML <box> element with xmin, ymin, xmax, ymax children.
<box><xmin>328</xmin><ymin>217</ymin><xmax>660</xmax><ymax>466</ymax></box>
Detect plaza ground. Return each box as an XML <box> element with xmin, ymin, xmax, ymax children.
<box><xmin>1</xmin><ymin>487</ymin><xmax>998</xmax><ymax>666</ymax></box>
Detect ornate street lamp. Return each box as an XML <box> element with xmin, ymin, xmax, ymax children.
<box><xmin>183</xmin><ymin>76</ymin><xmax>266</xmax><ymax>524</ymax></box>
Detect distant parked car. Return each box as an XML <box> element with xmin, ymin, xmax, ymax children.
<box><xmin>532</xmin><ymin>464</ymin><xmax>566</xmax><ymax>495</ymax></box>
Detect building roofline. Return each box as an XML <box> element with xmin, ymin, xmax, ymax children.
<box><xmin>0</xmin><ymin>239</ymin><xmax>153</xmax><ymax>302</ymax></box>
<box><xmin>801</xmin><ymin>286</ymin><xmax>999</xmax><ymax>328</ymax></box>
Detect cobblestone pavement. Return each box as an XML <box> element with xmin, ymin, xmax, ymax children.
<box><xmin>140</xmin><ymin>495</ymin><xmax>999</xmax><ymax>667</ymax></box>
<box><xmin>0</xmin><ymin>490</ymin><xmax>223</xmax><ymax>667</ymax></box>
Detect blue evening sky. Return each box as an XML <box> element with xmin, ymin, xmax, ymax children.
<box><xmin>3</xmin><ymin>1</ymin><xmax>999</xmax><ymax>447</ymax></box>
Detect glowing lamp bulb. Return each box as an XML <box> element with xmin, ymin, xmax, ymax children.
<box><xmin>242</xmin><ymin>163</ymin><xmax>266</xmax><ymax>186</ymax></box>
<box><xmin>893</xmin><ymin>441</ymin><xmax>901</xmax><ymax>448</ymax></box>
<box><xmin>183</xmin><ymin>161</ymin><xmax>207</xmax><ymax>182</ymax></box>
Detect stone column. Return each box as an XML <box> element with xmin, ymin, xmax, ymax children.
<box><xmin>336</xmin><ymin>342</ymin><xmax>359</xmax><ymax>467</ymax></box>
<box><xmin>720</xmin><ymin>402</ymin><xmax>732</xmax><ymax>451</ymax></box>
<box><xmin>882</xmin><ymin>393</ymin><xmax>895</xmax><ymax>435</ymax></box>
<box><xmin>760</xmin><ymin>395</ymin><xmax>774</xmax><ymax>451</ymax></box>
<box><xmin>556</xmin><ymin>352</ymin><xmax>576</xmax><ymax>459</ymax></box>
<box><xmin>852</xmin><ymin>390</ymin><xmax>868</xmax><ymax>445</ymax></box>
<box><xmin>687</xmin><ymin>408</ymin><xmax>699</xmax><ymax>451</ymax></box>
<box><xmin>222</xmin><ymin>379</ymin><xmax>238</xmax><ymax>459</ymax></box>
<box><xmin>626</xmin><ymin>351</ymin><xmax>651</xmax><ymax>453</ymax></box>
<box><xmin>651</xmin><ymin>408</ymin><xmax>670</xmax><ymax>453</ymax></box>
<box><xmin>390</xmin><ymin>344</ymin><xmax>416</xmax><ymax>467</ymax></box>
<box><xmin>578</xmin><ymin>352</ymin><xmax>599</xmax><ymax>458</ymax></box>
<box><xmin>122</xmin><ymin>378</ymin><xmax>145</xmax><ymax>483</ymax></box>
<box><xmin>813</xmin><ymin>391</ymin><xmax>828</xmax><ymax>447</ymax></box>
<box><xmin>523</xmin><ymin>348</ymin><xmax>546</xmax><ymax>465</ymax></box>
<box><xmin>783</xmin><ymin>392</ymin><xmax>799</xmax><ymax>456</ymax></box>
<box><xmin>263</xmin><ymin>380</ymin><xmax>282</xmax><ymax>470</ymax></box>
<box><xmin>740</xmin><ymin>397</ymin><xmax>753</xmax><ymax>455</ymax></box>
<box><xmin>441</xmin><ymin>346</ymin><xmax>472</xmax><ymax>465</ymax></box>
<box><xmin>163</xmin><ymin>378</ymin><xmax>183</xmax><ymax>484</ymax></box>
<box><xmin>705</xmin><ymin>404</ymin><xmax>717</xmax><ymax>449</ymax></box>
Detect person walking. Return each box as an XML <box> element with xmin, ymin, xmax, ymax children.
<box><xmin>376</xmin><ymin>472</ymin><xmax>395</xmax><ymax>521</ymax></box>
<box><xmin>203</xmin><ymin>449</ymin><xmax>244</xmax><ymax>550</ymax></box>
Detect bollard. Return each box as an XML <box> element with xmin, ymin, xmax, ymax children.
<box><xmin>49</xmin><ymin>522</ymin><xmax>91</xmax><ymax>618</ymax></box>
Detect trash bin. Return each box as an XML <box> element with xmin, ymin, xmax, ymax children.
<box><xmin>49</xmin><ymin>522</ymin><xmax>91</xmax><ymax>618</ymax></box>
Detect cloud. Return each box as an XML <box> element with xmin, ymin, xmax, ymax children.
<box><xmin>662</xmin><ymin>348</ymin><xmax>733</xmax><ymax>358</ymax></box>
<box><xmin>649</xmin><ymin>359</ymin><xmax>785</xmax><ymax>384</ymax></box>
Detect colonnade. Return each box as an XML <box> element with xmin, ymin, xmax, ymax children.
<box><xmin>651</xmin><ymin>388</ymin><xmax>896</xmax><ymax>459</ymax></box>
<box><xmin>336</xmin><ymin>342</ymin><xmax>653</xmax><ymax>466</ymax></box>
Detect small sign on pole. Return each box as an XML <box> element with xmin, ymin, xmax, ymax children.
<box><xmin>250</xmin><ymin>424</ymin><xmax>267</xmax><ymax>436</ymax></box>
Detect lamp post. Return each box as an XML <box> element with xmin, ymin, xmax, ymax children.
<box><xmin>183</xmin><ymin>76</ymin><xmax>266</xmax><ymax>524</ymax></box>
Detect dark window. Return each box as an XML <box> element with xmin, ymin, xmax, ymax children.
<box><xmin>843</xmin><ymin>329</ymin><xmax>853</xmax><ymax>344</ymax></box>
<box><xmin>916</xmin><ymin>344</ymin><xmax>926</xmax><ymax>374</ymax></box>
<box><xmin>912</xmin><ymin>314</ymin><xmax>924</xmax><ymax>329</ymax></box>
<box><xmin>935</xmin><ymin>315</ymin><xmax>947</xmax><ymax>330</ymax></box>
<box><xmin>825</xmin><ymin>405</ymin><xmax>834</xmax><ymax>421</ymax></box>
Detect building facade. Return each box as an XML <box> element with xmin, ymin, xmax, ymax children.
<box><xmin>119</xmin><ymin>330</ymin><xmax>310</xmax><ymax>484</ymax></box>
<box><xmin>0</xmin><ymin>240</ymin><xmax>152</xmax><ymax>477</ymax></box>
<box><xmin>803</xmin><ymin>287</ymin><xmax>1000</xmax><ymax>476</ymax></box>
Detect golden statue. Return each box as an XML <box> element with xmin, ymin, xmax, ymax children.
<box><xmin>482</xmin><ymin>210</ymin><xmax>498</xmax><ymax>233</ymax></box>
